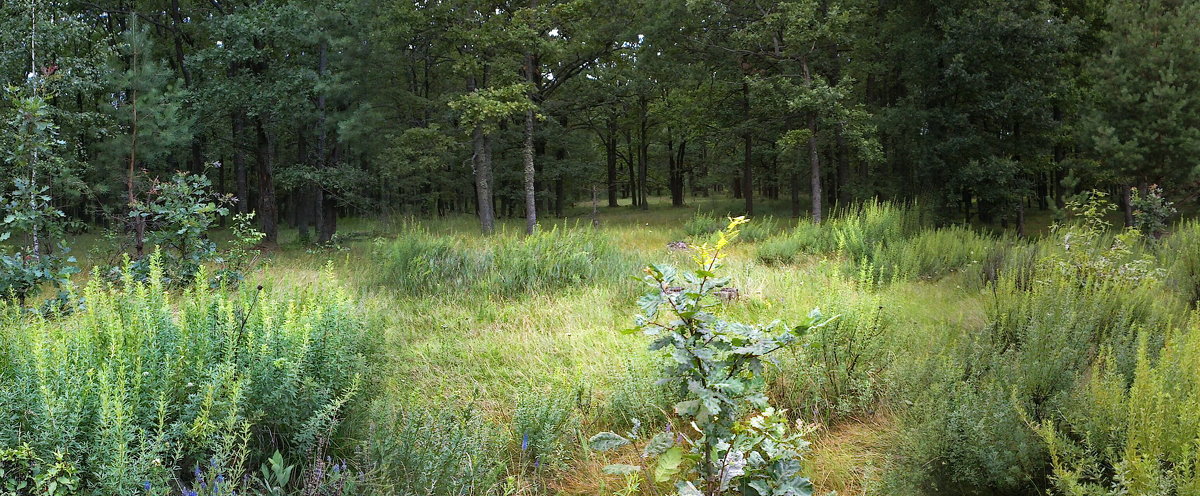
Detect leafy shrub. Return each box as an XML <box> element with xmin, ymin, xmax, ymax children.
<box><xmin>1130</xmin><ymin>184</ymin><xmax>1176</xmax><ymax>239</ymax></box>
<box><xmin>773</xmin><ymin>296</ymin><xmax>893</xmax><ymax>422</ymax></box>
<box><xmin>364</xmin><ymin>404</ymin><xmax>506</xmax><ymax>496</ymax></box>
<box><xmin>737</xmin><ymin>216</ymin><xmax>781</xmax><ymax>243</ymax></box>
<box><xmin>889</xmin><ymin>239</ymin><xmax>1182</xmax><ymax>494</ymax></box>
<box><xmin>124</xmin><ymin>167</ymin><xmax>262</xmax><ymax>288</ymax></box>
<box><xmin>0</xmin><ymin>258</ymin><xmax>368</xmax><ymax>494</ymax></box>
<box><xmin>374</xmin><ymin>226</ymin><xmax>631</xmax><ymax>296</ymax></box>
<box><xmin>682</xmin><ymin>213</ymin><xmax>722</xmax><ymax>238</ymax></box>
<box><xmin>591</xmin><ymin>218</ymin><xmax>826</xmax><ymax>495</ymax></box>
<box><xmin>513</xmin><ymin>391</ymin><xmax>577</xmax><ymax>474</ymax></box>
<box><xmin>1162</xmin><ymin>219</ymin><xmax>1200</xmax><ymax>303</ymax></box>
<box><xmin>0</xmin><ymin>89</ymin><xmax>78</xmax><ymax>306</ymax></box>
<box><xmin>1036</xmin><ymin>327</ymin><xmax>1200</xmax><ymax>495</ymax></box>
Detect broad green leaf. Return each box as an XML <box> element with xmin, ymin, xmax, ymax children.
<box><xmin>588</xmin><ymin>432</ymin><xmax>630</xmax><ymax>452</ymax></box>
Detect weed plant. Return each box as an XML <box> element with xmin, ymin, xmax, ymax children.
<box><xmin>0</xmin><ymin>257</ymin><xmax>368</xmax><ymax>494</ymax></box>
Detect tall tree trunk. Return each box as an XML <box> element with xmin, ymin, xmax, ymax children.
<box><xmin>742</xmin><ymin>81</ymin><xmax>753</xmax><ymax>216</ymax></box>
<box><xmin>295</xmin><ymin>124</ymin><xmax>310</xmax><ymax>240</ymax></box>
<box><xmin>1122</xmin><ymin>185</ymin><xmax>1134</xmax><ymax>227</ymax></box>
<box><xmin>316</xmin><ymin>40</ymin><xmax>337</xmax><ymax>244</ymax></box>
<box><xmin>638</xmin><ymin>95</ymin><xmax>649</xmax><ymax>211</ymax></box>
<box><xmin>836</xmin><ymin>124</ymin><xmax>849</xmax><ymax>205</ymax></box>
<box><xmin>233</xmin><ymin>112</ymin><xmax>249</xmax><ymax>214</ymax></box>
<box><xmin>809</xmin><ymin>115</ymin><xmax>822</xmax><ymax>223</ymax></box>
<box><xmin>255</xmin><ymin>118</ymin><xmax>278</xmax><ymax>244</ymax></box>
<box><xmin>471</xmin><ymin>118</ymin><xmax>495</xmax><ymax>233</ymax></box>
<box><xmin>624</xmin><ymin>131</ymin><xmax>637</xmax><ymax>207</ymax></box>
<box><xmin>606</xmin><ymin>117</ymin><xmax>618</xmax><ymax>207</ymax></box>
<box><xmin>790</xmin><ymin>167</ymin><xmax>801</xmax><ymax>218</ymax></box>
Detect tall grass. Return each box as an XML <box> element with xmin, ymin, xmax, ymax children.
<box><xmin>757</xmin><ymin>200</ymin><xmax>924</xmax><ymax>265</ymax></box>
<box><xmin>372</xmin><ymin>226</ymin><xmax>633</xmax><ymax>296</ymax></box>
<box><xmin>0</xmin><ymin>259</ymin><xmax>369</xmax><ymax>494</ymax></box>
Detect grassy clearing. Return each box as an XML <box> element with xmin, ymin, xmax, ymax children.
<box><xmin>8</xmin><ymin>196</ymin><xmax>1200</xmax><ymax>494</ymax></box>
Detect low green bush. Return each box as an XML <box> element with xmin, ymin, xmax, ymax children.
<box><xmin>870</xmin><ymin>226</ymin><xmax>996</xmax><ymax>281</ymax></box>
<box><xmin>889</xmin><ymin>239</ymin><xmax>1184</xmax><ymax>494</ymax></box>
<box><xmin>0</xmin><ymin>259</ymin><xmax>369</xmax><ymax>494</ymax></box>
<box><xmin>772</xmin><ymin>295</ymin><xmax>894</xmax><ymax>423</ymax></box>
<box><xmin>1037</xmin><ymin>326</ymin><xmax>1200</xmax><ymax>495</ymax></box>
<box><xmin>1162</xmin><ymin>219</ymin><xmax>1200</xmax><ymax>303</ymax></box>
<box><xmin>364</xmin><ymin>404</ymin><xmax>507</xmax><ymax>496</ymax></box>
<box><xmin>682</xmin><ymin>212</ymin><xmax>722</xmax><ymax>238</ymax></box>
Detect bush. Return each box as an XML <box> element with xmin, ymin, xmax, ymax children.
<box><xmin>682</xmin><ymin>212</ymin><xmax>723</xmax><ymax>238</ymax></box>
<box><xmin>1037</xmin><ymin>327</ymin><xmax>1200</xmax><ymax>495</ymax></box>
<box><xmin>512</xmin><ymin>391</ymin><xmax>577</xmax><ymax>475</ymax></box>
<box><xmin>364</xmin><ymin>404</ymin><xmax>507</xmax><ymax>496</ymax></box>
<box><xmin>373</xmin><ymin>226</ymin><xmax>631</xmax><ymax>296</ymax></box>
<box><xmin>889</xmin><ymin>244</ymin><xmax>1183</xmax><ymax>494</ymax></box>
<box><xmin>1162</xmin><ymin>219</ymin><xmax>1200</xmax><ymax>303</ymax></box>
<box><xmin>870</xmin><ymin>226</ymin><xmax>997</xmax><ymax>281</ymax></box>
<box><xmin>772</xmin><ymin>295</ymin><xmax>893</xmax><ymax>423</ymax></box>
<box><xmin>0</xmin><ymin>258</ymin><xmax>369</xmax><ymax>494</ymax></box>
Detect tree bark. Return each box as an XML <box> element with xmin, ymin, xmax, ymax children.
<box><xmin>742</xmin><ymin>81</ymin><xmax>753</xmax><ymax>216</ymax></box>
<box><xmin>638</xmin><ymin>95</ymin><xmax>649</xmax><ymax>210</ymax></box>
<box><xmin>605</xmin><ymin>117</ymin><xmax>618</xmax><ymax>207</ymax></box>
<box><xmin>233</xmin><ymin>112</ymin><xmax>249</xmax><ymax>214</ymax></box>
<box><xmin>809</xmin><ymin>115</ymin><xmax>822</xmax><ymax>223</ymax></box>
<box><xmin>255</xmin><ymin>118</ymin><xmax>278</xmax><ymax>244</ymax></box>
<box><xmin>523</xmin><ymin>93</ymin><xmax>538</xmax><ymax>234</ymax></box>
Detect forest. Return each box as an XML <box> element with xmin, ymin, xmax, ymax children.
<box><xmin>1</xmin><ymin>0</ymin><xmax>1200</xmax><ymax>494</ymax></box>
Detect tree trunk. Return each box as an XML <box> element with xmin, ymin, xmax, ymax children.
<box><xmin>255</xmin><ymin>118</ymin><xmax>278</xmax><ymax>244</ymax></box>
<box><xmin>606</xmin><ymin>117</ymin><xmax>618</xmax><ymax>207</ymax></box>
<box><xmin>638</xmin><ymin>95</ymin><xmax>649</xmax><ymax>211</ymax></box>
<box><xmin>742</xmin><ymin>81</ymin><xmax>753</xmax><ymax>216</ymax></box>
<box><xmin>232</xmin><ymin>113</ymin><xmax>249</xmax><ymax>215</ymax></box>
<box><xmin>1122</xmin><ymin>185</ymin><xmax>1134</xmax><ymax>227</ymax></box>
<box><xmin>523</xmin><ymin>100</ymin><xmax>537</xmax><ymax>234</ymax></box>
<box><xmin>809</xmin><ymin>115</ymin><xmax>822</xmax><ymax>224</ymax></box>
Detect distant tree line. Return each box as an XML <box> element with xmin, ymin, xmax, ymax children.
<box><xmin>1</xmin><ymin>0</ymin><xmax>1198</xmax><ymax>241</ymax></box>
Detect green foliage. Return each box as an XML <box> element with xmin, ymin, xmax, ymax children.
<box><xmin>870</xmin><ymin>226</ymin><xmax>996</xmax><ymax>281</ymax></box>
<box><xmin>1035</xmin><ymin>326</ymin><xmax>1200</xmax><ymax>495</ymax></box>
<box><xmin>757</xmin><ymin>201</ymin><xmax>923</xmax><ymax>266</ymax></box>
<box><xmin>513</xmin><ymin>391</ymin><xmax>577</xmax><ymax>474</ymax></box>
<box><xmin>127</xmin><ymin>167</ymin><xmax>235</xmax><ymax>286</ymax></box>
<box><xmin>889</xmin><ymin>216</ymin><xmax>1184</xmax><ymax>494</ymax></box>
<box><xmin>773</xmin><ymin>295</ymin><xmax>892</xmax><ymax>422</ymax></box>
<box><xmin>683</xmin><ymin>213</ymin><xmax>722</xmax><ymax>238</ymax></box>
<box><xmin>1130</xmin><ymin>185</ymin><xmax>1176</xmax><ymax>239</ymax></box>
<box><xmin>373</xmin><ymin>226</ymin><xmax>631</xmax><ymax>296</ymax></box>
<box><xmin>0</xmin><ymin>258</ymin><xmax>368</xmax><ymax>493</ymax></box>
<box><xmin>364</xmin><ymin>404</ymin><xmax>507</xmax><ymax>496</ymax></box>
<box><xmin>591</xmin><ymin>218</ymin><xmax>822</xmax><ymax>495</ymax></box>
<box><xmin>0</xmin><ymin>88</ymin><xmax>77</xmax><ymax>305</ymax></box>
<box><xmin>1162</xmin><ymin>219</ymin><xmax>1200</xmax><ymax>303</ymax></box>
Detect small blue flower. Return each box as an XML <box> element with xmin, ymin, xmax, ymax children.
<box><xmin>143</xmin><ymin>481</ymin><xmax>151</xmax><ymax>492</ymax></box>
<box><xmin>521</xmin><ymin>433</ymin><xmax>529</xmax><ymax>451</ymax></box>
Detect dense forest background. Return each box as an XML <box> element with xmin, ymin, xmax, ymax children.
<box><xmin>2</xmin><ymin>0</ymin><xmax>1198</xmax><ymax>242</ymax></box>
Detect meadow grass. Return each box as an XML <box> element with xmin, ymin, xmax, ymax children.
<box><xmin>7</xmin><ymin>196</ymin><xmax>1200</xmax><ymax>495</ymax></box>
